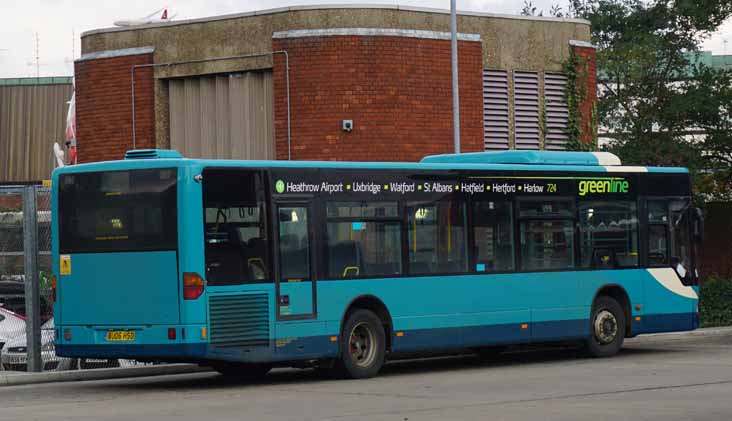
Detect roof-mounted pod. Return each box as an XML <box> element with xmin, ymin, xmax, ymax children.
<box><xmin>420</xmin><ymin>150</ymin><xmax>622</xmax><ymax>166</ymax></box>
<box><xmin>124</xmin><ymin>149</ymin><xmax>183</xmax><ymax>160</ymax></box>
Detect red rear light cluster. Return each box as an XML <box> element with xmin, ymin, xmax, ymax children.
<box><xmin>51</xmin><ymin>275</ymin><xmax>57</xmax><ymax>302</ymax></box>
<box><xmin>183</xmin><ymin>272</ymin><xmax>204</xmax><ymax>300</ymax></box>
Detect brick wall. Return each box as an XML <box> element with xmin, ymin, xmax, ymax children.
<box><xmin>571</xmin><ymin>45</ymin><xmax>598</xmax><ymax>146</ymax></box>
<box><xmin>272</xmin><ymin>36</ymin><xmax>484</xmax><ymax>162</ymax></box>
<box><xmin>74</xmin><ymin>53</ymin><xmax>155</xmax><ymax>163</ymax></box>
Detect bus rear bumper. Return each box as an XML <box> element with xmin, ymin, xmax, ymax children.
<box><xmin>56</xmin><ymin>343</ymin><xmax>208</xmax><ymax>360</ymax></box>
<box><xmin>55</xmin><ymin>324</ymin><xmax>209</xmax><ymax>361</ymax></box>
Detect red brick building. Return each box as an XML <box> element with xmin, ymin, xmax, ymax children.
<box><xmin>76</xmin><ymin>5</ymin><xmax>596</xmax><ymax>163</ymax></box>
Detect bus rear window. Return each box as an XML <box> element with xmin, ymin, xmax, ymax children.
<box><xmin>59</xmin><ymin>169</ymin><xmax>178</xmax><ymax>253</ymax></box>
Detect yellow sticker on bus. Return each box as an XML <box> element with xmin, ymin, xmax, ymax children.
<box><xmin>60</xmin><ymin>254</ymin><xmax>71</xmax><ymax>275</ymax></box>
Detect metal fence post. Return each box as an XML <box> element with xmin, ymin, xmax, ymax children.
<box><xmin>23</xmin><ymin>185</ymin><xmax>42</xmax><ymax>372</ymax></box>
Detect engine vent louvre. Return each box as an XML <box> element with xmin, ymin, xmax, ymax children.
<box><xmin>209</xmin><ymin>293</ymin><xmax>270</xmax><ymax>347</ymax></box>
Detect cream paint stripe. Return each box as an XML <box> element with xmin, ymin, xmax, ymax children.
<box><xmin>590</xmin><ymin>152</ymin><xmax>622</xmax><ymax>166</ymax></box>
<box><xmin>647</xmin><ymin>268</ymin><xmax>698</xmax><ymax>299</ymax></box>
<box><xmin>602</xmin><ymin>166</ymin><xmax>648</xmax><ymax>172</ymax></box>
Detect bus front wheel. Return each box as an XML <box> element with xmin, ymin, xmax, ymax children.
<box><xmin>333</xmin><ymin>309</ymin><xmax>386</xmax><ymax>379</ymax></box>
<box><xmin>586</xmin><ymin>296</ymin><xmax>626</xmax><ymax>357</ymax></box>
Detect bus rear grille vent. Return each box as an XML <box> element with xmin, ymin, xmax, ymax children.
<box><xmin>209</xmin><ymin>293</ymin><xmax>270</xmax><ymax>347</ymax></box>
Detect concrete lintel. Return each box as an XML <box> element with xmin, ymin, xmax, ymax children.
<box><xmin>77</xmin><ymin>46</ymin><xmax>155</xmax><ymax>62</ymax></box>
<box><xmin>272</xmin><ymin>28</ymin><xmax>481</xmax><ymax>42</ymax></box>
<box><xmin>81</xmin><ymin>4</ymin><xmax>590</xmax><ymax>37</ymax></box>
<box><xmin>569</xmin><ymin>40</ymin><xmax>598</xmax><ymax>49</ymax></box>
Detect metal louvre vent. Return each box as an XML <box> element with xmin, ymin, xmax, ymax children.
<box><xmin>209</xmin><ymin>293</ymin><xmax>270</xmax><ymax>347</ymax></box>
<box><xmin>124</xmin><ymin>150</ymin><xmax>160</xmax><ymax>159</ymax></box>
<box><xmin>483</xmin><ymin>70</ymin><xmax>510</xmax><ymax>150</ymax></box>
<box><xmin>513</xmin><ymin>71</ymin><xmax>540</xmax><ymax>150</ymax></box>
<box><xmin>544</xmin><ymin>73</ymin><xmax>570</xmax><ymax>150</ymax></box>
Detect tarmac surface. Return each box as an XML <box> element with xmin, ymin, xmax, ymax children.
<box><xmin>1</xmin><ymin>331</ymin><xmax>731</xmax><ymax>421</ymax></box>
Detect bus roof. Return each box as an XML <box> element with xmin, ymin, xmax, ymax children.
<box><xmin>52</xmin><ymin>150</ymin><xmax>689</xmax><ymax>175</ymax></box>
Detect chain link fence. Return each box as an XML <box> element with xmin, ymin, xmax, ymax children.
<box><xmin>0</xmin><ymin>184</ymin><xmax>141</xmax><ymax>372</ymax></box>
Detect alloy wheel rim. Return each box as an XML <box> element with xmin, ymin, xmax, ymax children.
<box><xmin>594</xmin><ymin>310</ymin><xmax>618</xmax><ymax>345</ymax></box>
<box><xmin>349</xmin><ymin>322</ymin><xmax>377</xmax><ymax>368</ymax></box>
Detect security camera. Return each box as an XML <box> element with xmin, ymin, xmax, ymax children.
<box><xmin>342</xmin><ymin>119</ymin><xmax>353</xmax><ymax>132</ymax></box>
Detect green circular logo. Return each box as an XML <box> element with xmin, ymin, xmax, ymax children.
<box><xmin>275</xmin><ymin>180</ymin><xmax>285</xmax><ymax>194</ymax></box>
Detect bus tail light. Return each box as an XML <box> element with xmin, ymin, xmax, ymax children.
<box><xmin>183</xmin><ymin>273</ymin><xmax>204</xmax><ymax>300</ymax></box>
<box><xmin>51</xmin><ymin>275</ymin><xmax>57</xmax><ymax>302</ymax></box>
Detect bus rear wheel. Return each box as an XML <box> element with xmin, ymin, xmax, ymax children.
<box><xmin>332</xmin><ymin>309</ymin><xmax>386</xmax><ymax>379</ymax></box>
<box><xmin>586</xmin><ymin>296</ymin><xmax>626</xmax><ymax>358</ymax></box>
<box><xmin>213</xmin><ymin>362</ymin><xmax>272</xmax><ymax>381</ymax></box>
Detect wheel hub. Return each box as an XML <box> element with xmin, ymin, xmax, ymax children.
<box><xmin>594</xmin><ymin>310</ymin><xmax>618</xmax><ymax>345</ymax></box>
<box><xmin>349</xmin><ymin>322</ymin><xmax>376</xmax><ymax>368</ymax></box>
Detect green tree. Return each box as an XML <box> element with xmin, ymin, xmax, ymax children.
<box><xmin>525</xmin><ymin>1</ymin><xmax>732</xmax><ymax>200</ymax></box>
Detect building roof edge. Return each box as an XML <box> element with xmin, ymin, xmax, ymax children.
<box><xmin>81</xmin><ymin>4</ymin><xmax>591</xmax><ymax>38</ymax></box>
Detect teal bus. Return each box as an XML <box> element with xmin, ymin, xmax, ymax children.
<box><xmin>52</xmin><ymin>149</ymin><xmax>703</xmax><ymax>379</ymax></box>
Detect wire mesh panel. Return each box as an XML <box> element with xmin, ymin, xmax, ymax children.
<box><xmin>0</xmin><ymin>187</ymin><xmax>26</xmax><ymax>372</ymax></box>
<box><xmin>544</xmin><ymin>73</ymin><xmax>570</xmax><ymax>150</ymax></box>
<box><xmin>0</xmin><ymin>188</ymin><xmax>24</xmax><ymax>311</ymax></box>
<box><xmin>513</xmin><ymin>71</ymin><xmax>541</xmax><ymax>150</ymax></box>
<box><xmin>0</xmin><ymin>186</ymin><xmax>26</xmax><ymax>371</ymax></box>
<box><xmin>483</xmin><ymin>70</ymin><xmax>510</xmax><ymax>150</ymax></box>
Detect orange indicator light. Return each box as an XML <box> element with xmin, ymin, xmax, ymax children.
<box><xmin>521</xmin><ymin>324</ymin><xmax>528</xmax><ymax>330</ymax></box>
<box><xmin>635</xmin><ymin>316</ymin><xmax>641</xmax><ymax>322</ymax></box>
<box><xmin>329</xmin><ymin>336</ymin><xmax>338</xmax><ymax>342</ymax></box>
<box><xmin>201</xmin><ymin>327</ymin><xmax>207</xmax><ymax>339</ymax></box>
<box><xmin>396</xmin><ymin>332</ymin><xmax>404</xmax><ymax>337</ymax></box>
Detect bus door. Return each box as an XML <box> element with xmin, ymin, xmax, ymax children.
<box><xmin>275</xmin><ymin>202</ymin><xmax>316</xmax><ymax>319</ymax></box>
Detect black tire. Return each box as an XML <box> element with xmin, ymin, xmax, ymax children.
<box><xmin>213</xmin><ymin>362</ymin><xmax>272</xmax><ymax>381</ymax></box>
<box><xmin>333</xmin><ymin>309</ymin><xmax>386</xmax><ymax>379</ymax></box>
<box><xmin>586</xmin><ymin>296</ymin><xmax>626</xmax><ymax>357</ymax></box>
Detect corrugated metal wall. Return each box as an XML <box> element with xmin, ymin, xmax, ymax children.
<box><xmin>0</xmin><ymin>83</ymin><xmax>72</xmax><ymax>182</ymax></box>
<box><xmin>168</xmin><ymin>71</ymin><xmax>274</xmax><ymax>160</ymax></box>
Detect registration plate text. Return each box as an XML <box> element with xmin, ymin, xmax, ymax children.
<box><xmin>105</xmin><ymin>331</ymin><xmax>135</xmax><ymax>342</ymax></box>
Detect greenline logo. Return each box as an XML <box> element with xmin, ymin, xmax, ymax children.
<box><xmin>578</xmin><ymin>179</ymin><xmax>629</xmax><ymax>196</ymax></box>
<box><xmin>275</xmin><ymin>180</ymin><xmax>286</xmax><ymax>194</ymax></box>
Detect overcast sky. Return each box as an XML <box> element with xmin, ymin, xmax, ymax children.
<box><xmin>1</xmin><ymin>0</ymin><xmax>730</xmax><ymax>78</ymax></box>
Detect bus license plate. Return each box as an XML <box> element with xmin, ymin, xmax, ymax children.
<box><xmin>105</xmin><ymin>331</ymin><xmax>135</xmax><ymax>342</ymax></box>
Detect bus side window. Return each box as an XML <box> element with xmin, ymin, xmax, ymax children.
<box><xmin>578</xmin><ymin>201</ymin><xmax>639</xmax><ymax>268</ymax></box>
<box><xmin>519</xmin><ymin>199</ymin><xmax>575</xmax><ymax>271</ymax></box>
<box><xmin>406</xmin><ymin>200</ymin><xmax>468</xmax><ymax>274</ymax></box>
<box><xmin>472</xmin><ymin>201</ymin><xmax>514</xmax><ymax>272</ymax></box>
<box><xmin>647</xmin><ymin>201</ymin><xmax>669</xmax><ymax>266</ymax></box>
<box><xmin>325</xmin><ymin>202</ymin><xmax>402</xmax><ymax>279</ymax></box>
<box><xmin>202</xmin><ymin>170</ymin><xmax>270</xmax><ymax>285</ymax></box>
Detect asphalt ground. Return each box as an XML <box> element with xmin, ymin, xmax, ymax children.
<box><xmin>1</xmin><ymin>332</ymin><xmax>730</xmax><ymax>421</ymax></box>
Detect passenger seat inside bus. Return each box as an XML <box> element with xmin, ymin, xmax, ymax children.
<box><xmin>243</xmin><ymin>237</ymin><xmax>269</xmax><ymax>280</ymax></box>
<box><xmin>328</xmin><ymin>241</ymin><xmax>362</xmax><ymax>279</ymax></box>
<box><xmin>205</xmin><ymin>225</ymin><xmax>247</xmax><ymax>284</ymax></box>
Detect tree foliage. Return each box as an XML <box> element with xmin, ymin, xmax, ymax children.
<box><xmin>523</xmin><ymin>1</ymin><xmax>732</xmax><ymax>201</ymax></box>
